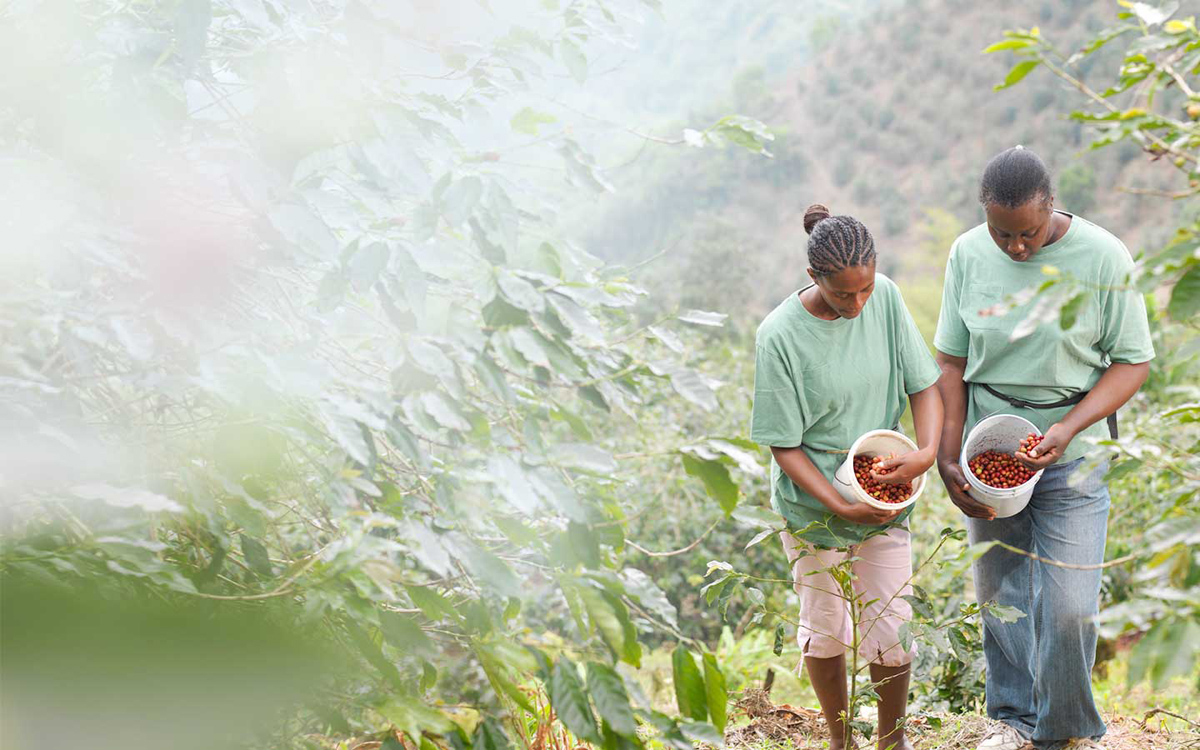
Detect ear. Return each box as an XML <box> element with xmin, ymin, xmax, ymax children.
<box><xmin>806</xmin><ymin>267</ymin><xmax>817</xmax><ymax>283</ymax></box>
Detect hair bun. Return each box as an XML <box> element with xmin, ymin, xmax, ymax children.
<box><xmin>803</xmin><ymin>203</ymin><xmax>832</xmax><ymax>235</ymax></box>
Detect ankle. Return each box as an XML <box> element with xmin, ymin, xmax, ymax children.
<box><xmin>876</xmin><ymin>733</ymin><xmax>912</xmax><ymax>750</ymax></box>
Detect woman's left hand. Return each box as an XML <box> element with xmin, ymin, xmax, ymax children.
<box><xmin>871</xmin><ymin>448</ymin><xmax>936</xmax><ymax>485</ymax></box>
<box><xmin>1014</xmin><ymin>422</ymin><xmax>1074</xmax><ymax>469</ymax></box>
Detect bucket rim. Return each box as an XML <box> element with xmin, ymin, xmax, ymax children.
<box><xmin>961</xmin><ymin>414</ymin><xmax>1045</xmax><ymax>497</ymax></box>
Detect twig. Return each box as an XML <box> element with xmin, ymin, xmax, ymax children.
<box><xmin>1117</xmin><ymin>185</ymin><xmax>1200</xmax><ymax>200</ymax></box>
<box><xmin>626</xmin><ymin>518</ymin><xmax>720</xmax><ymax>557</ymax></box>
<box><xmin>1140</xmin><ymin>707</ymin><xmax>1200</xmax><ymax>731</ymax></box>
<box><xmin>989</xmin><ymin>541</ymin><xmax>1137</xmax><ymax>570</ymax></box>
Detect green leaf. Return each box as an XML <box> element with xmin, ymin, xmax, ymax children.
<box><xmin>474</xmin><ymin>718</ymin><xmax>514</xmax><ymax>750</ymax></box>
<box><xmin>702</xmin><ymin>652</ymin><xmax>728</xmax><ymax>733</ymax></box>
<box><xmin>982</xmin><ymin>38</ymin><xmax>1033</xmax><ymax>53</ymax></box>
<box><xmin>773</xmin><ymin>622</ymin><xmax>785</xmax><ymax>656</ymax></box>
<box><xmin>381</xmin><ymin>699</ymin><xmax>458</xmax><ymax>744</ymax></box>
<box><xmin>549</xmin><ymin>443</ymin><xmax>617</xmax><ymax>474</ymax></box>
<box><xmin>744</xmin><ymin>528</ymin><xmax>776</xmax><ymax>551</ymax></box>
<box><xmin>380</xmin><ymin>612</ymin><xmax>434</xmax><ymax>656</ymax></box>
<box><xmin>479</xmin><ymin>647</ymin><xmax>535</xmax><ymax>714</ymax></box>
<box><xmin>994</xmin><ymin>60</ymin><xmax>1040</xmax><ymax>90</ymax></box>
<box><xmin>587</xmin><ymin>662</ymin><xmax>638</xmax><ymax>737</ymax></box>
<box><xmin>984</xmin><ymin>602</ymin><xmax>1027</xmax><ymax>623</ymax></box>
<box><xmin>1104</xmin><ymin>459</ymin><xmax>1144</xmax><ymax>481</ymax></box>
<box><xmin>701</xmin><ymin>575</ymin><xmax>730</xmax><ymax>605</ymax></box>
<box><xmin>487</xmin><ymin>455</ymin><xmax>541</xmax><ymax>514</ymax></box>
<box><xmin>898</xmin><ymin>622</ymin><xmax>913</xmax><ymax>653</ymax></box>
<box><xmin>678</xmin><ymin>720</ymin><xmax>724</xmax><ymax>746</ymax></box>
<box><xmin>559</xmin><ymin>39</ymin><xmax>588</xmax><ymax>83</ymax></box>
<box><xmin>510</xmin><ymin>107</ymin><xmax>557</xmax><ymax>135</ymax></box>
<box><xmin>671</xmin><ymin>645</ymin><xmax>707</xmax><ymax>722</ymax></box>
<box><xmin>620</xmin><ymin>568</ymin><xmax>678</xmax><ymax>628</ymax></box>
<box><xmin>681</xmin><ymin>455</ymin><xmax>738</xmax><ymax>515</ymax></box>
<box><xmin>1059</xmin><ymin>292</ymin><xmax>1087</xmax><ymax>330</ymax></box>
<box><xmin>458</xmin><ymin>541</ymin><xmax>522</xmax><ymax>599</ymax></box>
<box><xmin>550</xmin><ymin>658</ymin><xmax>602</xmax><ymax>743</ymax></box>
<box><xmin>677</xmin><ymin>309</ymin><xmax>728</xmax><ymax>327</ymax></box>
<box><xmin>1167</xmin><ymin>265</ymin><xmax>1200</xmax><ymax>321</ymax></box>
<box><xmin>240</xmin><ymin>535</ymin><xmax>273</xmax><ymax>578</ymax></box>
<box><xmin>419</xmin><ymin>392</ymin><xmax>471</xmax><ymax>432</ymax></box>
<box><xmin>350</xmin><ymin>242</ymin><xmax>390</xmax><ymax>292</ymax></box>
<box><xmin>441</xmin><ymin>176</ymin><xmax>483</xmax><ymax>226</ymax></box>
<box><xmin>497</xmin><ymin>271</ymin><xmax>545</xmax><ymax>313</ymax></box>
<box><xmin>579</xmin><ymin>585</ymin><xmax>628</xmax><ymax>659</ymax></box>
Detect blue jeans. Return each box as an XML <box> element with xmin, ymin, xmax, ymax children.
<box><xmin>968</xmin><ymin>457</ymin><xmax>1109</xmax><ymax>750</ymax></box>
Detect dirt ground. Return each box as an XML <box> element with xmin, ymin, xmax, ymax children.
<box><xmin>726</xmin><ymin>689</ymin><xmax>1200</xmax><ymax>750</ymax></box>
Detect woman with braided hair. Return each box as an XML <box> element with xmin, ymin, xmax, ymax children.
<box><xmin>750</xmin><ymin>204</ymin><xmax>944</xmax><ymax>750</ymax></box>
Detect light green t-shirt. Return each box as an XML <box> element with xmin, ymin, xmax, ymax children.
<box><xmin>933</xmin><ymin>212</ymin><xmax>1155</xmax><ymax>463</ymax></box>
<box><xmin>750</xmin><ymin>274</ymin><xmax>942</xmax><ymax>548</ymax></box>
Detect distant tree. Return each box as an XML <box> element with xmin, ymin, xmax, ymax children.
<box><xmin>1056</xmin><ymin>162</ymin><xmax>1097</xmax><ymax>214</ymax></box>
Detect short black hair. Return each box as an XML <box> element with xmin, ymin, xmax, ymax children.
<box><xmin>802</xmin><ymin>203</ymin><xmax>876</xmax><ymax>277</ymax></box>
<box><xmin>979</xmin><ymin>146</ymin><xmax>1053</xmax><ymax>209</ymax></box>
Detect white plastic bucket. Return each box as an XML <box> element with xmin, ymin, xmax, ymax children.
<box><xmin>961</xmin><ymin>414</ymin><xmax>1044</xmax><ymax>518</ymax></box>
<box><xmin>832</xmin><ymin>429</ymin><xmax>927</xmax><ymax>511</ymax></box>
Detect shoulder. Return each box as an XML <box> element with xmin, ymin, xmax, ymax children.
<box><xmin>872</xmin><ymin>272</ymin><xmax>903</xmax><ymax>306</ymax></box>
<box><xmin>1069</xmin><ymin>215</ymin><xmax>1135</xmax><ymax>271</ymax></box>
<box><xmin>948</xmin><ymin>222</ymin><xmax>994</xmax><ymax>264</ymax></box>
<box><xmin>755</xmin><ymin>293</ymin><xmax>800</xmax><ymax>348</ymax></box>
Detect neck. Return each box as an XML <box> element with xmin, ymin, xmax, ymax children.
<box><xmin>1044</xmin><ymin>210</ymin><xmax>1070</xmax><ymax>247</ymax></box>
<box><xmin>800</xmin><ymin>284</ymin><xmax>840</xmax><ymax>320</ymax></box>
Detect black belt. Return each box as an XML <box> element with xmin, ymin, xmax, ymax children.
<box><xmin>977</xmin><ymin>383</ymin><xmax>1118</xmax><ymax>440</ymax></box>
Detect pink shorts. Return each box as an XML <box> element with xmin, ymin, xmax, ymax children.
<box><xmin>781</xmin><ymin>526</ymin><xmax>916</xmax><ymax>667</ymax></box>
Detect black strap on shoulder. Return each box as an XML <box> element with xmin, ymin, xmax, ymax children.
<box><xmin>976</xmin><ymin>383</ymin><xmax>1118</xmax><ymax>440</ymax></box>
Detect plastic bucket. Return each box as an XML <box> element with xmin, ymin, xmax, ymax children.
<box><xmin>832</xmin><ymin>429</ymin><xmax>927</xmax><ymax>511</ymax></box>
<box><xmin>961</xmin><ymin>414</ymin><xmax>1043</xmax><ymax>518</ymax></box>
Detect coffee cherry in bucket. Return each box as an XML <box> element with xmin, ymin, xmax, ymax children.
<box><xmin>852</xmin><ymin>454</ymin><xmax>913</xmax><ymax>504</ymax></box>
<box><xmin>968</xmin><ymin>450</ymin><xmax>1037</xmax><ymax>489</ymax></box>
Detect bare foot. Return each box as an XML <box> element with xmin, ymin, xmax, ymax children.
<box><xmin>876</xmin><ymin>736</ymin><xmax>914</xmax><ymax>750</ymax></box>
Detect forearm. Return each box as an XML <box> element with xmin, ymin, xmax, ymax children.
<box><xmin>934</xmin><ymin>352</ymin><xmax>969</xmax><ymax>465</ymax></box>
<box><xmin>770</xmin><ymin>445</ymin><xmax>845</xmax><ymax>512</ymax></box>
<box><xmin>1060</xmin><ymin>361</ymin><xmax>1150</xmax><ymax>436</ymax></box>
<box><xmin>908</xmin><ymin>384</ymin><xmax>943</xmax><ymax>461</ymax></box>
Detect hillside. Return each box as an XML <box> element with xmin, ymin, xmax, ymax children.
<box><xmin>581</xmin><ymin>0</ymin><xmax>1184</xmax><ymax>322</ymax></box>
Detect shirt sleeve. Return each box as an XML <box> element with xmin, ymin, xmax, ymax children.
<box><xmin>893</xmin><ymin>283</ymin><xmax>943</xmax><ymax>394</ymax></box>
<box><xmin>1097</xmin><ymin>251</ymin><xmax>1155</xmax><ymax>364</ymax></box>
<box><xmin>933</xmin><ymin>242</ymin><xmax>969</xmax><ymax>358</ymax></box>
<box><xmin>749</xmin><ymin>345</ymin><xmax>807</xmax><ymax>448</ymax></box>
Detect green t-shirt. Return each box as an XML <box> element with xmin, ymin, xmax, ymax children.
<box><xmin>933</xmin><ymin>212</ymin><xmax>1155</xmax><ymax>463</ymax></box>
<box><xmin>750</xmin><ymin>274</ymin><xmax>942</xmax><ymax>548</ymax></box>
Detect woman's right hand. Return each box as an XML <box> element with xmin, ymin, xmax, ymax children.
<box><xmin>829</xmin><ymin>497</ymin><xmax>906</xmax><ymax>526</ymax></box>
<box><xmin>938</xmin><ymin>460</ymin><xmax>996</xmax><ymax>520</ymax></box>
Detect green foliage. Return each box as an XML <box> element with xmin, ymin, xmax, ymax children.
<box><xmin>0</xmin><ymin>1</ymin><xmax>776</xmax><ymax>747</ymax></box>
<box><xmin>1058</xmin><ymin>162</ymin><xmax>1098</xmax><ymax>214</ymax></box>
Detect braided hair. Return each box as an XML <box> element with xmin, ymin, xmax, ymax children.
<box><xmin>802</xmin><ymin>203</ymin><xmax>876</xmax><ymax>277</ymax></box>
<box><xmin>978</xmin><ymin>145</ymin><xmax>1053</xmax><ymax>209</ymax></box>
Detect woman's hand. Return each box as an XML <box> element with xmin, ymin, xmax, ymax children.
<box><xmin>829</xmin><ymin>497</ymin><xmax>906</xmax><ymax>526</ymax></box>
<box><xmin>871</xmin><ymin>448</ymin><xmax>936</xmax><ymax>485</ymax></box>
<box><xmin>938</xmin><ymin>459</ymin><xmax>996</xmax><ymax>520</ymax></box>
<box><xmin>1014</xmin><ymin>422</ymin><xmax>1074</xmax><ymax>470</ymax></box>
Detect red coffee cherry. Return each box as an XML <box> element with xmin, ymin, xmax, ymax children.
<box><xmin>1016</xmin><ymin>432</ymin><xmax>1044</xmax><ymax>456</ymax></box>
<box><xmin>967</xmin><ymin>449</ymin><xmax>1037</xmax><ymax>489</ymax></box>
<box><xmin>853</xmin><ymin>453</ymin><xmax>913</xmax><ymax>504</ymax></box>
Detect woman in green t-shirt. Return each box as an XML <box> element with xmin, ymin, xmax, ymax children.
<box><xmin>750</xmin><ymin>204</ymin><xmax>944</xmax><ymax>750</ymax></box>
<box><xmin>934</xmin><ymin>147</ymin><xmax>1154</xmax><ymax>750</ymax></box>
